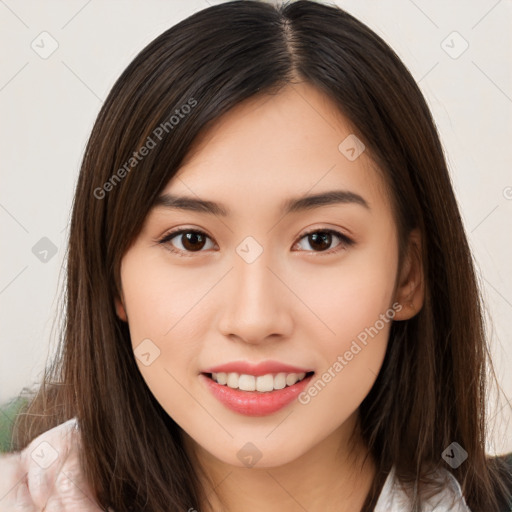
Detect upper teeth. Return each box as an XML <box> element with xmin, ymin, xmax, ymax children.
<box><xmin>211</xmin><ymin>372</ymin><xmax>307</xmax><ymax>392</ymax></box>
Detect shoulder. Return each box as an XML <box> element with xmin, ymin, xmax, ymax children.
<box><xmin>374</xmin><ymin>465</ymin><xmax>472</xmax><ymax>512</ymax></box>
<box><xmin>20</xmin><ymin>417</ymin><xmax>80</xmax><ymax>468</ymax></box>
<box><xmin>18</xmin><ymin>417</ymin><xmax>90</xmax><ymax>507</ymax></box>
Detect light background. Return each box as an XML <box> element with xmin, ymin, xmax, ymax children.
<box><xmin>1</xmin><ymin>0</ymin><xmax>511</xmax><ymax>454</ymax></box>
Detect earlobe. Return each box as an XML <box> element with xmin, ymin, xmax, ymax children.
<box><xmin>393</xmin><ymin>228</ymin><xmax>424</xmax><ymax>321</ymax></box>
<box><xmin>115</xmin><ymin>296</ymin><xmax>128</xmax><ymax>322</ymax></box>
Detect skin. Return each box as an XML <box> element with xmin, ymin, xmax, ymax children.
<box><xmin>115</xmin><ymin>81</ymin><xmax>424</xmax><ymax>512</ymax></box>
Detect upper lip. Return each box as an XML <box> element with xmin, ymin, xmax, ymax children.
<box><xmin>202</xmin><ymin>360</ymin><xmax>314</xmax><ymax>376</ymax></box>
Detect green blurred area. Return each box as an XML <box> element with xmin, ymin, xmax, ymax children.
<box><xmin>0</xmin><ymin>395</ymin><xmax>29</xmax><ymax>452</ymax></box>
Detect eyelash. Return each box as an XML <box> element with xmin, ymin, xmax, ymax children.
<box><xmin>157</xmin><ymin>227</ymin><xmax>355</xmax><ymax>258</ymax></box>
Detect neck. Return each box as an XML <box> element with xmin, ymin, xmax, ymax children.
<box><xmin>184</xmin><ymin>413</ymin><xmax>377</xmax><ymax>512</ymax></box>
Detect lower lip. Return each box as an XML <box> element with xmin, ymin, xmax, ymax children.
<box><xmin>200</xmin><ymin>373</ymin><xmax>314</xmax><ymax>416</ymax></box>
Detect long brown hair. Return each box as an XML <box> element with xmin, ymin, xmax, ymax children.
<box><xmin>13</xmin><ymin>1</ymin><xmax>512</xmax><ymax>510</ymax></box>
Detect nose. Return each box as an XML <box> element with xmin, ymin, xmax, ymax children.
<box><xmin>217</xmin><ymin>251</ymin><xmax>294</xmax><ymax>345</ymax></box>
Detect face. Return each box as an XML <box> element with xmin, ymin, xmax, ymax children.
<box><xmin>115</xmin><ymin>82</ymin><xmax>420</xmax><ymax>469</ymax></box>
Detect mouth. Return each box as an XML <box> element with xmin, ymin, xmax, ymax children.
<box><xmin>201</xmin><ymin>370</ymin><xmax>315</xmax><ymax>392</ymax></box>
<box><xmin>200</xmin><ymin>370</ymin><xmax>316</xmax><ymax>416</ymax></box>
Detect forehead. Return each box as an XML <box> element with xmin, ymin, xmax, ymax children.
<box><xmin>159</xmin><ymin>82</ymin><xmax>392</xmax><ymax>218</ymax></box>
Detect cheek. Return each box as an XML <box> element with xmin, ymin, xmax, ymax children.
<box><xmin>122</xmin><ymin>265</ymin><xmax>203</xmax><ymax>429</ymax></box>
<box><xmin>122</xmin><ymin>254</ymin><xmax>216</xmax><ymax>349</ymax></box>
<box><xmin>297</xmin><ymin>243</ymin><xmax>396</xmax><ymax>396</ymax></box>
<box><xmin>120</xmin><ymin>255</ymin><xmax>220</xmax><ymax>417</ymax></box>
<box><xmin>302</xmin><ymin>248</ymin><xmax>396</xmax><ymax>345</ymax></box>
<box><xmin>290</xmin><ymin>270</ymin><xmax>394</xmax><ymax>443</ymax></box>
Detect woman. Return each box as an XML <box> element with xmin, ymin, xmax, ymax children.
<box><xmin>3</xmin><ymin>1</ymin><xmax>512</xmax><ymax>511</ymax></box>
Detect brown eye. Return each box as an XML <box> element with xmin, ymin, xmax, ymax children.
<box><xmin>179</xmin><ymin>231</ymin><xmax>207</xmax><ymax>251</ymax></box>
<box><xmin>294</xmin><ymin>229</ymin><xmax>354</xmax><ymax>254</ymax></box>
<box><xmin>307</xmin><ymin>232</ymin><xmax>332</xmax><ymax>251</ymax></box>
<box><xmin>158</xmin><ymin>227</ymin><xmax>354</xmax><ymax>257</ymax></box>
<box><xmin>159</xmin><ymin>229</ymin><xmax>214</xmax><ymax>256</ymax></box>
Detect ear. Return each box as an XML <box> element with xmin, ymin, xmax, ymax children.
<box><xmin>393</xmin><ymin>228</ymin><xmax>424</xmax><ymax>321</ymax></box>
<box><xmin>114</xmin><ymin>293</ymin><xmax>128</xmax><ymax>322</ymax></box>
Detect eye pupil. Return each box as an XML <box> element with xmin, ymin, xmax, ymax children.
<box><xmin>162</xmin><ymin>228</ymin><xmax>349</xmax><ymax>256</ymax></box>
<box><xmin>309</xmin><ymin>232</ymin><xmax>331</xmax><ymax>251</ymax></box>
<box><xmin>182</xmin><ymin>232</ymin><xmax>206</xmax><ymax>251</ymax></box>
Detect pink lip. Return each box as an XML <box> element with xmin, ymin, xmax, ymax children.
<box><xmin>202</xmin><ymin>360</ymin><xmax>313</xmax><ymax>376</ymax></box>
<box><xmin>200</xmin><ymin>372</ymin><xmax>314</xmax><ymax>416</ymax></box>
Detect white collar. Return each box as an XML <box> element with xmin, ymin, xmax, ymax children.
<box><xmin>373</xmin><ymin>465</ymin><xmax>472</xmax><ymax>511</ymax></box>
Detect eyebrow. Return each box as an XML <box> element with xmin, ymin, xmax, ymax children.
<box><xmin>153</xmin><ymin>189</ymin><xmax>370</xmax><ymax>217</ymax></box>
